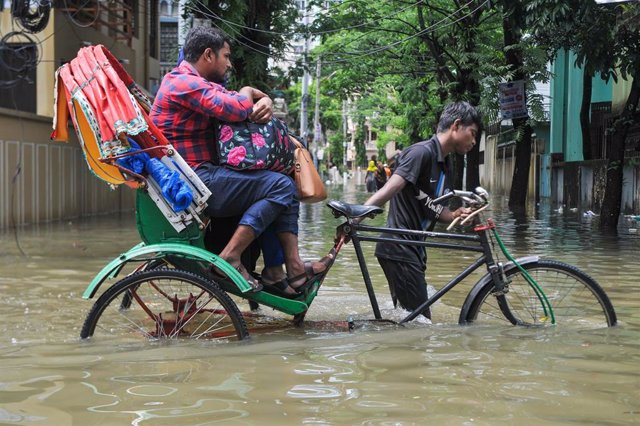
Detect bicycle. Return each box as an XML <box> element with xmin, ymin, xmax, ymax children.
<box><xmin>325</xmin><ymin>187</ymin><xmax>617</xmax><ymax>329</ymax></box>
<box><xmin>80</xmin><ymin>186</ymin><xmax>617</xmax><ymax>342</ymax></box>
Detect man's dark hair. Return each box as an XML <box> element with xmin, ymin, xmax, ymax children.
<box><xmin>437</xmin><ymin>101</ymin><xmax>482</xmax><ymax>133</ymax></box>
<box><xmin>183</xmin><ymin>27</ymin><xmax>232</xmax><ymax>63</ymax></box>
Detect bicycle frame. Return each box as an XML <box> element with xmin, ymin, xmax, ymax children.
<box><xmin>337</xmin><ymin>218</ymin><xmax>512</xmax><ymax>324</ymax></box>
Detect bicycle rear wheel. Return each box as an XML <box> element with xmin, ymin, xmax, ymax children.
<box><xmin>81</xmin><ymin>269</ymin><xmax>249</xmax><ymax>341</ymax></box>
<box><xmin>461</xmin><ymin>260</ymin><xmax>617</xmax><ymax>329</ymax></box>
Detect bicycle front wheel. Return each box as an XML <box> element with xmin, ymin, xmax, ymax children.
<box><xmin>81</xmin><ymin>269</ymin><xmax>249</xmax><ymax>341</ymax></box>
<box><xmin>461</xmin><ymin>260</ymin><xmax>617</xmax><ymax>329</ymax></box>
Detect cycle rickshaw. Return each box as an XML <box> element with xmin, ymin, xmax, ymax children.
<box><xmin>53</xmin><ymin>46</ymin><xmax>617</xmax><ymax>342</ymax></box>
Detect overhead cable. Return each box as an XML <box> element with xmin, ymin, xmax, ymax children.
<box><xmin>11</xmin><ymin>0</ymin><xmax>52</xmax><ymax>34</ymax></box>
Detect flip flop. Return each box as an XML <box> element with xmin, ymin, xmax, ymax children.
<box><xmin>287</xmin><ymin>262</ymin><xmax>318</xmax><ymax>293</ymax></box>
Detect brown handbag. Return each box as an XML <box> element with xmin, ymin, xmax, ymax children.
<box><xmin>290</xmin><ymin>135</ymin><xmax>327</xmax><ymax>203</ymax></box>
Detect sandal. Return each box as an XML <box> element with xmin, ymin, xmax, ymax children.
<box><xmin>210</xmin><ymin>264</ymin><xmax>263</xmax><ymax>293</ymax></box>
<box><xmin>287</xmin><ymin>262</ymin><xmax>317</xmax><ymax>293</ymax></box>
<box><xmin>288</xmin><ymin>251</ymin><xmax>336</xmax><ymax>293</ymax></box>
<box><xmin>261</xmin><ymin>278</ymin><xmax>304</xmax><ymax>300</ymax></box>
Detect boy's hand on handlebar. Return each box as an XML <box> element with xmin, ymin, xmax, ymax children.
<box><xmin>444</xmin><ymin>206</ymin><xmax>473</xmax><ymax>230</ymax></box>
<box><xmin>451</xmin><ymin>207</ymin><xmax>473</xmax><ymax>222</ymax></box>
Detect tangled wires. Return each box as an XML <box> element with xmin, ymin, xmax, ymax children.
<box><xmin>11</xmin><ymin>0</ymin><xmax>52</xmax><ymax>34</ymax></box>
<box><xmin>0</xmin><ymin>32</ymin><xmax>40</xmax><ymax>89</ymax></box>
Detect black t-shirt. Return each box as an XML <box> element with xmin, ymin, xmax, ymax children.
<box><xmin>374</xmin><ymin>136</ymin><xmax>452</xmax><ymax>266</ymax></box>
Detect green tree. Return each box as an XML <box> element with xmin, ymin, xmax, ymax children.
<box><xmin>184</xmin><ymin>0</ymin><xmax>298</xmax><ymax>90</ymax></box>
<box><xmin>354</xmin><ymin>115</ymin><xmax>367</xmax><ymax>167</ymax></box>
<box><xmin>310</xmin><ymin>0</ymin><xmax>513</xmax><ymax>190</ymax></box>
<box><xmin>497</xmin><ymin>0</ymin><xmax>535</xmax><ymax>212</ymax></box>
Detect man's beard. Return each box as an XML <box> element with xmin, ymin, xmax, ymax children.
<box><xmin>211</xmin><ymin>71</ymin><xmax>229</xmax><ymax>87</ymax></box>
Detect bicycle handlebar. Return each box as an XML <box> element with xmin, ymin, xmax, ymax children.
<box><xmin>434</xmin><ymin>187</ymin><xmax>490</xmax><ymax>230</ymax></box>
<box><xmin>432</xmin><ymin>186</ymin><xmax>489</xmax><ymax>207</ymax></box>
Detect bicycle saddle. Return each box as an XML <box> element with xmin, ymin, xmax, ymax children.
<box><xmin>327</xmin><ymin>200</ymin><xmax>383</xmax><ymax>219</ymax></box>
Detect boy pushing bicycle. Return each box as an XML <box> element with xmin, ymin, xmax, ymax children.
<box><xmin>362</xmin><ymin>102</ymin><xmax>482</xmax><ymax>319</ymax></box>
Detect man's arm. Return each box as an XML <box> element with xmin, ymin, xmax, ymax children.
<box><xmin>249</xmin><ymin>96</ymin><xmax>273</xmax><ymax>124</ymax></box>
<box><xmin>364</xmin><ymin>174</ymin><xmax>407</xmax><ymax>207</ymax></box>
<box><xmin>188</xmin><ymin>83</ymin><xmax>254</xmax><ymax>122</ymax></box>
<box><xmin>238</xmin><ymin>87</ymin><xmax>273</xmax><ymax>123</ymax></box>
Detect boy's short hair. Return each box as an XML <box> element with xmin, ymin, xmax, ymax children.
<box><xmin>437</xmin><ymin>101</ymin><xmax>482</xmax><ymax>133</ymax></box>
<box><xmin>183</xmin><ymin>27</ymin><xmax>232</xmax><ymax>63</ymax></box>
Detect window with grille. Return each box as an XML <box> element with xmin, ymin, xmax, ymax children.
<box><xmin>0</xmin><ymin>43</ymin><xmax>37</xmax><ymax>113</ymax></box>
<box><xmin>160</xmin><ymin>22</ymin><xmax>179</xmax><ymax>64</ymax></box>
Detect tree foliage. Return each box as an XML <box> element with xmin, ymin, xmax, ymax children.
<box><xmin>307</xmin><ymin>0</ymin><xmax>552</xmax><ymax>198</ymax></box>
<box><xmin>184</xmin><ymin>0</ymin><xmax>298</xmax><ymax>90</ymax></box>
<box><xmin>186</xmin><ymin>0</ymin><xmax>639</xmax><ymax>224</ymax></box>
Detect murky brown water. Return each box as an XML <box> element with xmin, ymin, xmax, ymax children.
<box><xmin>1</xmin><ymin>182</ymin><xmax>639</xmax><ymax>425</ymax></box>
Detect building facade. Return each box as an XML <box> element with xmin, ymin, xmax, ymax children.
<box><xmin>0</xmin><ymin>2</ymin><xmax>162</xmax><ymax>229</ymax></box>
<box><xmin>482</xmin><ymin>50</ymin><xmax>639</xmax><ymax>214</ymax></box>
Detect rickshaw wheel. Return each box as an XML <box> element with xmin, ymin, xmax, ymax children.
<box><xmin>81</xmin><ymin>269</ymin><xmax>249</xmax><ymax>341</ymax></box>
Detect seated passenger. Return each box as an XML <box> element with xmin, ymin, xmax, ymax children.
<box><xmin>151</xmin><ymin>26</ymin><xmax>329</xmax><ymax>295</ymax></box>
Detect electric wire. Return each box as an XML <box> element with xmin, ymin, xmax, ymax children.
<box><xmin>186</xmin><ymin>0</ymin><xmax>427</xmax><ymax>37</ymax></box>
<box><xmin>11</xmin><ymin>0</ymin><xmax>51</xmax><ymax>33</ymax></box>
<box><xmin>319</xmin><ymin>0</ymin><xmax>490</xmax><ymax>63</ymax></box>
<box><xmin>60</xmin><ymin>0</ymin><xmax>101</xmax><ymax>28</ymax></box>
<box><xmin>0</xmin><ymin>31</ymin><xmax>40</xmax><ymax>89</ymax></box>
<box><xmin>188</xmin><ymin>0</ymin><xmax>489</xmax><ymax>67</ymax></box>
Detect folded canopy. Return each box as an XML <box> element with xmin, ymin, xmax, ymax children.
<box><xmin>51</xmin><ymin>45</ymin><xmax>168</xmax><ymax>186</ymax></box>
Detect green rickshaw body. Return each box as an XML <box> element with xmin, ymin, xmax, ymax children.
<box><xmin>83</xmin><ymin>190</ymin><xmax>320</xmax><ymax>316</ymax></box>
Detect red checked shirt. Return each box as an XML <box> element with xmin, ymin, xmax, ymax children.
<box><xmin>150</xmin><ymin>61</ymin><xmax>253</xmax><ymax>168</ymax></box>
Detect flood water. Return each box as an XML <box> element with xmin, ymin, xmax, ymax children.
<box><xmin>1</xmin><ymin>181</ymin><xmax>639</xmax><ymax>425</ymax></box>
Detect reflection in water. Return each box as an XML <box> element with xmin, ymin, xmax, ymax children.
<box><xmin>0</xmin><ymin>181</ymin><xmax>639</xmax><ymax>424</ymax></box>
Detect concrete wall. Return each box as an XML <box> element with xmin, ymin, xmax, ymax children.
<box><xmin>482</xmin><ymin>136</ymin><xmax>639</xmax><ymax>214</ymax></box>
<box><xmin>52</xmin><ymin>8</ymin><xmax>160</xmax><ymax>89</ymax></box>
<box><xmin>558</xmin><ymin>159</ymin><xmax>640</xmax><ymax>214</ymax></box>
<box><xmin>482</xmin><ymin>135</ymin><xmax>539</xmax><ymax>202</ymax></box>
<box><xmin>0</xmin><ymin>109</ymin><xmax>135</xmax><ymax>229</ymax></box>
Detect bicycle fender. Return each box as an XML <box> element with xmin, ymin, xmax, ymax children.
<box><xmin>459</xmin><ymin>255</ymin><xmax>540</xmax><ymax>323</ymax></box>
<box><xmin>82</xmin><ymin>243</ymin><xmax>252</xmax><ymax>299</ymax></box>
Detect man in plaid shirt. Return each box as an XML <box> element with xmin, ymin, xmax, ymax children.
<box><xmin>151</xmin><ymin>27</ymin><xmax>328</xmax><ymax>295</ymax></box>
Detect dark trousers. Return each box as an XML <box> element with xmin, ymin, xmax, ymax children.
<box><xmin>196</xmin><ymin>163</ymin><xmax>299</xmax><ymax>236</ymax></box>
<box><xmin>378</xmin><ymin>257</ymin><xmax>431</xmax><ymax>319</ymax></box>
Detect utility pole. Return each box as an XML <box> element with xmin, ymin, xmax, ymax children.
<box><xmin>312</xmin><ymin>56</ymin><xmax>322</xmax><ymax>168</ymax></box>
<box><xmin>299</xmin><ymin>0</ymin><xmax>310</xmax><ymax>143</ymax></box>
<box><xmin>342</xmin><ymin>99</ymin><xmax>348</xmax><ymax>168</ymax></box>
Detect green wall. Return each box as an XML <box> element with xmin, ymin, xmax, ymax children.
<box><xmin>549</xmin><ymin>50</ymin><xmax>613</xmax><ymax>162</ymax></box>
